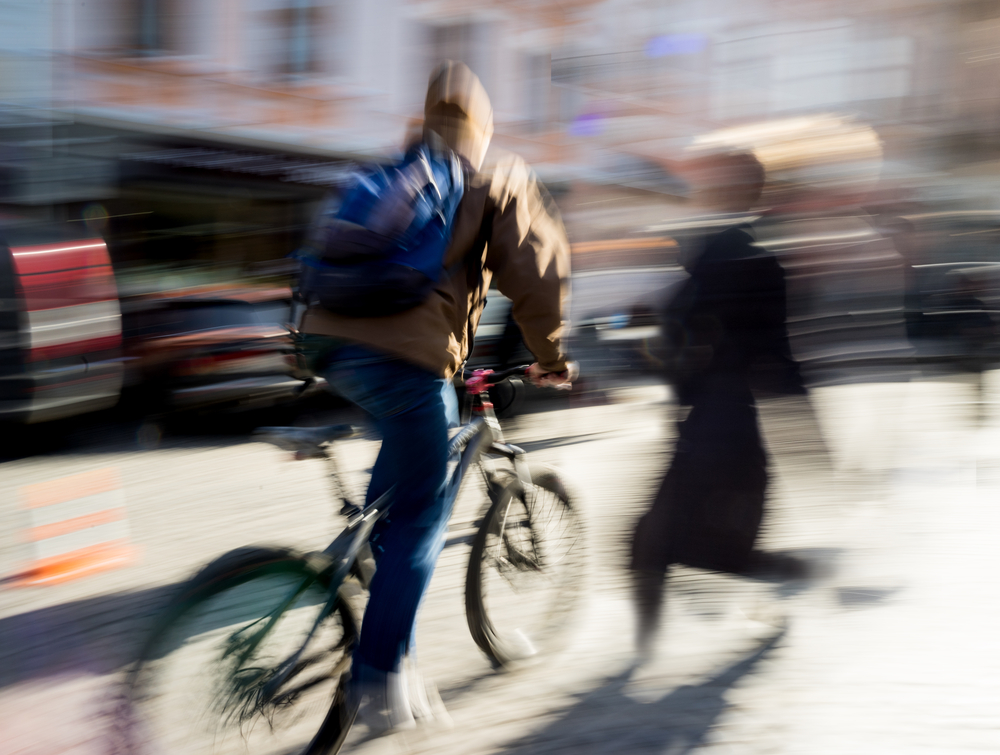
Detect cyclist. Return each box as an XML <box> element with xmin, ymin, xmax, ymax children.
<box><xmin>298</xmin><ymin>61</ymin><xmax>574</xmax><ymax>732</ymax></box>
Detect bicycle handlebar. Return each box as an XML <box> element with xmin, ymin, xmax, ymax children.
<box><xmin>488</xmin><ymin>365</ymin><xmax>533</xmax><ymax>383</ymax></box>
<box><xmin>464</xmin><ymin>365</ymin><xmax>531</xmax><ymax>395</ymax></box>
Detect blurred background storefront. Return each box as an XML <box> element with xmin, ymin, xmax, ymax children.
<box><xmin>0</xmin><ymin>0</ymin><xmax>998</xmax><ymax>388</ymax></box>
<box><xmin>3</xmin><ymin>0</ymin><xmax>999</xmax><ymax>273</ymax></box>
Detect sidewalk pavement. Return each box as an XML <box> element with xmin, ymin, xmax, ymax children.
<box><xmin>2</xmin><ymin>370</ymin><xmax>1000</xmax><ymax>754</ymax></box>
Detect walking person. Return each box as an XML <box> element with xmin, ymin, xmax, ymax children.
<box><xmin>631</xmin><ymin>151</ymin><xmax>806</xmax><ymax>658</ymax></box>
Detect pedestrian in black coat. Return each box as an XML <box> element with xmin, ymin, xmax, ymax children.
<box><xmin>631</xmin><ymin>152</ymin><xmax>805</xmax><ymax>658</ymax></box>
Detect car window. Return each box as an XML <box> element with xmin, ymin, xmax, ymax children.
<box><xmin>124</xmin><ymin>302</ymin><xmax>258</xmax><ymax>338</ymax></box>
<box><xmin>479</xmin><ymin>290</ymin><xmax>512</xmax><ymax>326</ymax></box>
<box><xmin>252</xmin><ymin>300</ymin><xmax>291</xmax><ymax>326</ymax></box>
<box><xmin>169</xmin><ymin>303</ymin><xmax>257</xmax><ymax>332</ymax></box>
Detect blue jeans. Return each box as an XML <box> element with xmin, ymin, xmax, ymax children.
<box><xmin>323</xmin><ymin>344</ymin><xmax>459</xmax><ymax>674</ymax></box>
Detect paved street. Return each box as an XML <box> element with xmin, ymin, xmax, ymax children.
<box><xmin>2</xmin><ymin>369</ymin><xmax>1000</xmax><ymax>754</ymax></box>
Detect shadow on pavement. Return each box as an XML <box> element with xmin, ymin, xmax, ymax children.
<box><xmin>497</xmin><ymin>628</ymin><xmax>785</xmax><ymax>755</ymax></box>
<box><xmin>0</xmin><ymin>416</ymin><xmax>258</xmax><ymax>462</ymax></box>
<box><xmin>0</xmin><ymin>583</ymin><xmax>179</xmax><ymax>691</ymax></box>
<box><xmin>0</xmin><ymin>397</ymin><xmax>359</xmax><ymax>461</ymax></box>
<box><xmin>514</xmin><ymin>431</ymin><xmax>618</xmax><ymax>454</ymax></box>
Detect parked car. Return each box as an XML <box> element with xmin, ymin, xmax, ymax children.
<box><xmin>893</xmin><ymin>209</ymin><xmax>1000</xmax><ymax>364</ymax></box>
<box><xmin>0</xmin><ymin>225</ymin><xmax>123</xmax><ymax>424</ymax></box>
<box><xmin>465</xmin><ymin>291</ymin><xmax>533</xmax><ymax>372</ymax></box>
<box><xmin>120</xmin><ymin>287</ymin><xmax>305</xmax><ymax>415</ymax></box>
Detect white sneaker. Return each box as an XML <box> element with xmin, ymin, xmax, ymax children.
<box><xmin>348</xmin><ymin>666</ymin><xmax>416</xmax><ymax>737</ymax></box>
<box><xmin>402</xmin><ymin>658</ymin><xmax>452</xmax><ymax>729</ymax></box>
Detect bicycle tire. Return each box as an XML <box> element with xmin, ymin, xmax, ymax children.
<box><xmin>115</xmin><ymin>546</ymin><xmax>358</xmax><ymax>755</ymax></box>
<box><xmin>465</xmin><ymin>466</ymin><xmax>585</xmax><ymax>667</ymax></box>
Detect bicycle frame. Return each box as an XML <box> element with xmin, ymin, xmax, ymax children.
<box><xmin>321</xmin><ymin>366</ymin><xmax>534</xmax><ymax>563</ymax></box>
<box><xmin>258</xmin><ymin>367</ymin><xmax>533</xmax><ymax>699</ymax></box>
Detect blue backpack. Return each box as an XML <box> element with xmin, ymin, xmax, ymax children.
<box><xmin>296</xmin><ymin>143</ymin><xmax>464</xmax><ymax>317</ymax></box>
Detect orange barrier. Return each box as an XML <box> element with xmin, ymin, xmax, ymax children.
<box><xmin>11</xmin><ymin>468</ymin><xmax>133</xmax><ymax>587</ymax></box>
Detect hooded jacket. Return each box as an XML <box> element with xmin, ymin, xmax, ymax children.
<box><xmin>300</xmin><ymin>61</ymin><xmax>570</xmax><ymax>379</ymax></box>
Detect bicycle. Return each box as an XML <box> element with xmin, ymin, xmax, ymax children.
<box><xmin>115</xmin><ymin>365</ymin><xmax>584</xmax><ymax>755</ymax></box>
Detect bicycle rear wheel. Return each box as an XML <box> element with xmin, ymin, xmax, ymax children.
<box><xmin>116</xmin><ymin>547</ymin><xmax>358</xmax><ymax>755</ymax></box>
<box><xmin>465</xmin><ymin>466</ymin><xmax>585</xmax><ymax>667</ymax></box>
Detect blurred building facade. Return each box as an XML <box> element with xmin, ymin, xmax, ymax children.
<box><xmin>1</xmin><ymin>2</ymin><xmax>996</xmax><ymax>154</ymax></box>
<box><xmin>1</xmin><ymin>0</ymin><xmax>1000</xmax><ymax>251</ymax></box>
<box><xmin>0</xmin><ymin>0</ymin><xmax>997</xmax><ymax>416</ymax></box>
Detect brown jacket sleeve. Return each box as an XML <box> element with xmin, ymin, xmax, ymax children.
<box><xmin>485</xmin><ymin>155</ymin><xmax>571</xmax><ymax>373</ymax></box>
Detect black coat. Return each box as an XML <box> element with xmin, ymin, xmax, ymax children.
<box><xmin>633</xmin><ymin>224</ymin><xmax>803</xmax><ymax>574</ymax></box>
<box><xmin>663</xmin><ymin>224</ymin><xmax>804</xmax><ymax>406</ymax></box>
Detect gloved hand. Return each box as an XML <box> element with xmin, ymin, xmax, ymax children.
<box><xmin>527</xmin><ymin>362</ymin><xmax>578</xmax><ymax>390</ymax></box>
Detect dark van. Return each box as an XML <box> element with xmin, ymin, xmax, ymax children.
<box><xmin>0</xmin><ymin>227</ymin><xmax>122</xmax><ymax>423</ymax></box>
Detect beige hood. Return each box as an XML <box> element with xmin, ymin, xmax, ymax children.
<box><xmin>423</xmin><ymin>61</ymin><xmax>494</xmax><ymax>171</ymax></box>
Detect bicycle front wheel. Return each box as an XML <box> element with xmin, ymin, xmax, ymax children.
<box><xmin>116</xmin><ymin>547</ymin><xmax>358</xmax><ymax>755</ymax></box>
<box><xmin>465</xmin><ymin>466</ymin><xmax>585</xmax><ymax>667</ymax></box>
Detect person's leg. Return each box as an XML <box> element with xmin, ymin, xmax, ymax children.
<box><xmin>632</xmin><ymin>568</ymin><xmax>666</xmax><ymax>661</ymax></box>
<box><xmin>630</xmin><ymin>470</ymin><xmax>673</xmax><ymax>661</ymax></box>
<box><xmin>628</xmin><ymin>402</ymin><xmax>711</xmax><ymax>659</ymax></box>
<box><xmin>323</xmin><ymin>346</ymin><xmax>459</xmax><ymax>676</ymax></box>
<box><xmin>358</xmin><ymin>378</ymin><xmax>459</xmax><ymax>673</ymax></box>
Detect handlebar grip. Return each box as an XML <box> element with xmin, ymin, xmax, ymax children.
<box><xmin>464</xmin><ymin>365</ymin><xmax>529</xmax><ymax>395</ymax></box>
<box><xmin>489</xmin><ymin>365</ymin><xmax>532</xmax><ymax>383</ymax></box>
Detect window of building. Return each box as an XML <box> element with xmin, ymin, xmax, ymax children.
<box><xmin>524</xmin><ymin>52</ymin><xmax>551</xmax><ymax>129</ymax></box>
<box><xmin>251</xmin><ymin>0</ymin><xmax>333</xmax><ymax>79</ymax></box>
<box><xmin>429</xmin><ymin>21</ymin><xmax>492</xmax><ymax>93</ymax></box>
